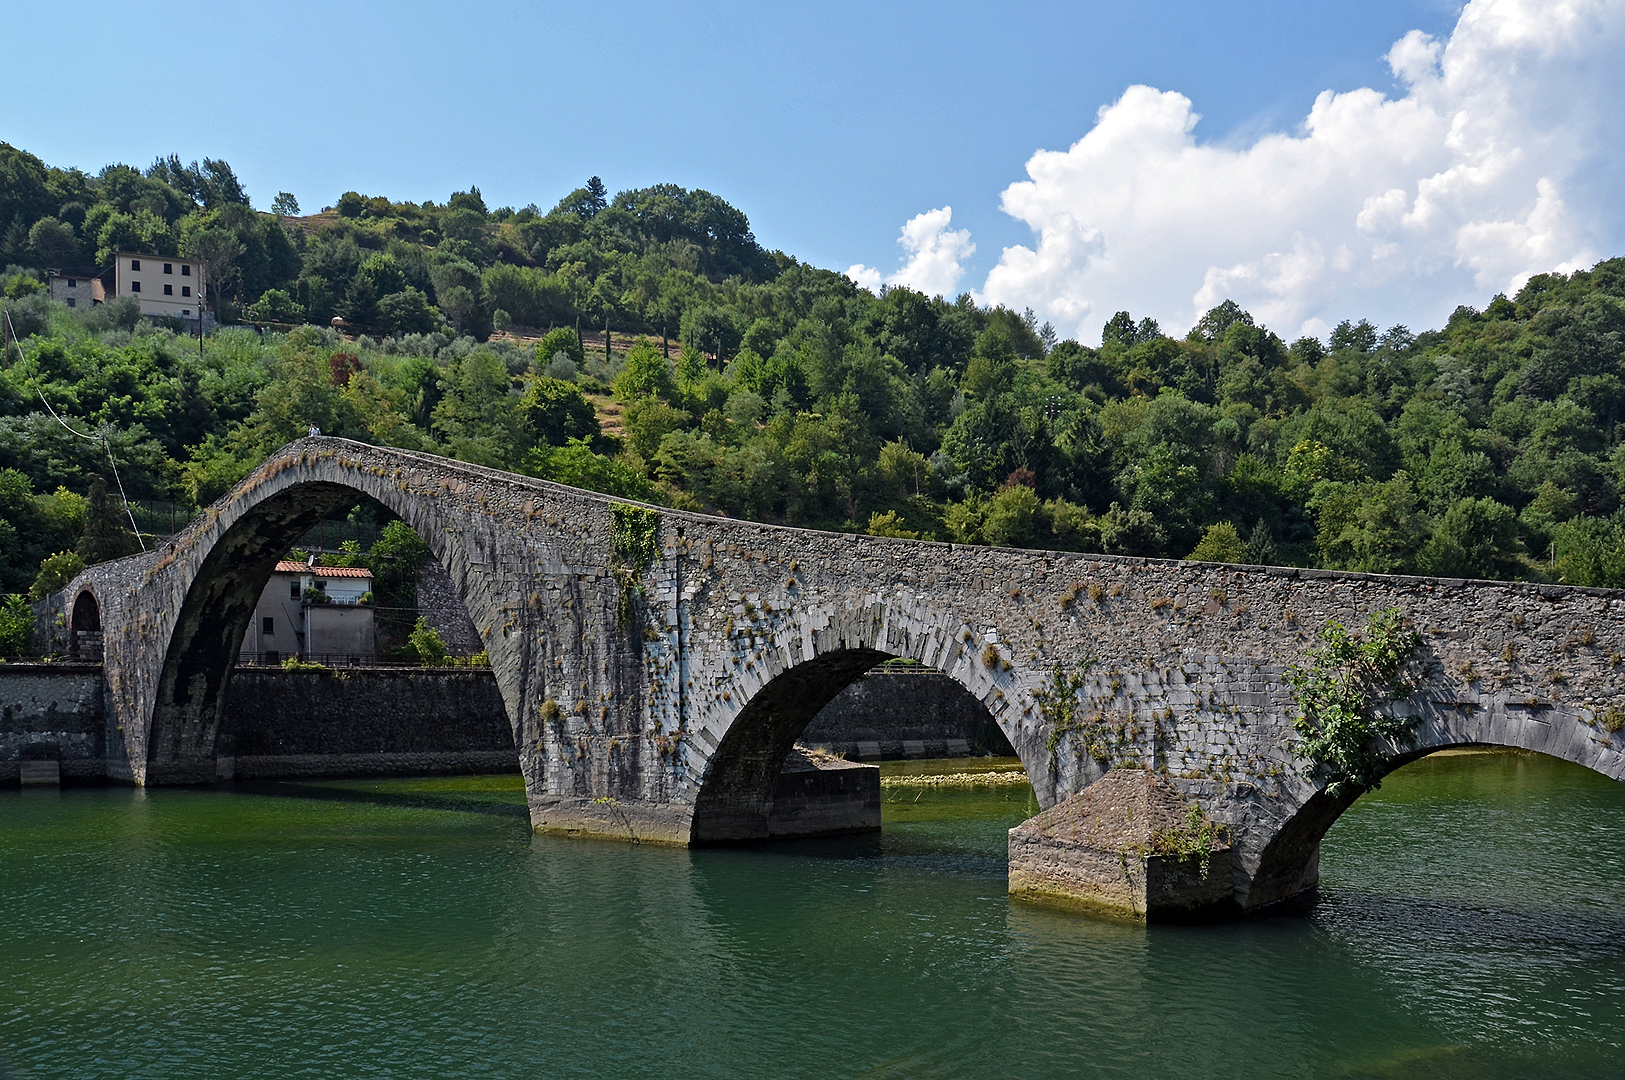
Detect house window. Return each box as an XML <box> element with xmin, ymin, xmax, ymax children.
<box><xmin>130</xmin><ymin>281</ymin><xmax>140</xmax><ymax>293</ymax></box>
<box><xmin>163</xmin><ymin>263</ymin><xmax>173</xmax><ymax>274</ymax></box>
<box><xmin>181</xmin><ymin>309</ymin><xmax>189</xmax><ymax>316</ymax></box>
<box><xmin>130</xmin><ymin>259</ymin><xmax>140</xmax><ymax>270</ymax></box>
<box><xmin>289</xmin><ymin>582</ymin><xmax>300</xmax><ymax>600</ymax></box>
<box><xmin>163</xmin><ymin>284</ymin><xmax>173</xmax><ymax>295</ymax></box>
<box><xmin>181</xmin><ymin>265</ymin><xmax>191</xmax><ymax>276</ymax></box>
<box><xmin>67</xmin><ymin>278</ymin><xmax>76</xmax><ymax>287</ymax></box>
<box><xmin>66</xmin><ymin>298</ymin><xmax>76</xmax><ymax>308</ymax></box>
<box><xmin>181</xmin><ymin>285</ymin><xmax>191</xmax><ymax>297</ymax></box>
<box><xmin>262</xmin><ymin>616</ymin><xmax>274</xmax><ymax>635</ymax></box>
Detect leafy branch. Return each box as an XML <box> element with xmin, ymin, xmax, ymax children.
<box><xmin>608</xmin><ymin>502</ymin><xmax>660</xmax><ymax>629</ymax></box>
<box><xmin>1285</xmin><ymin>606</ymin><xmax>1422</xmax><ymax>799</ymax></box>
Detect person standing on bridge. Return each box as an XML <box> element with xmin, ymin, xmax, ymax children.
<box><xmin>308</xmin><ymin>424</ymin><xmax>321</xmax><ymax>437</ymax></box>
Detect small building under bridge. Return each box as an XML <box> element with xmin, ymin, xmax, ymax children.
<box><xmin>238</xmin><ymin>560</ymin><xmax>376</xmax><ymax>665</ymax></box>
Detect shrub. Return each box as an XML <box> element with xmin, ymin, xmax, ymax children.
<box><xmin>29</xmin><ymin>550</ymin><xmax>85</xmax><ymax>601</ymax></box>
<box><xmin>407</xmin><ymin>618</ymin><xmax>448</xmax><ymax>665</ymax></box>
<box><xmin>0</xmin><ymin>594</ymin><xmax>33</xmax><ymax>656</ymax></box>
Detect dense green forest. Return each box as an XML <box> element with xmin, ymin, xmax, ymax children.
<box><xmin>4</xmin><ymin>139</ymin><xmax>1625</xmax><ymax>624</ymax></box>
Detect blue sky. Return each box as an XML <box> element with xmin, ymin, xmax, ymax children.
<box><xmin>6</xmin><ymin>0</ymin><xmax>1618</xmax><ymax>340</ymax></box>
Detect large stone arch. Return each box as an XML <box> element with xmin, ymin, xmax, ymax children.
<box><xmin>1241</xmin><ymin>697</ymin><xmax>1625</xmax><ymax>909</ymax></box>
<box><xmin>144</xmin><ymin>483</ymin><xmax>472</xmax><ymax>777</ymax></box>
<box><xmin>67</xmin><ymin>438</ymin><xmax>633</xmax><ymax>788</ymax></box>
<box><xmin>686</xmin><ymin>594</ymin><xmax>1047</xmax><ymax>842</ymax></box>
<box><xmin>144</xmin><ymin>481</ymin><xmax>517</xmax><ymax>784</ymax></box>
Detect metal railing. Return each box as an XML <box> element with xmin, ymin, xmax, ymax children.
<box><xmin>235</xmin><ymin>651</ymin><xmax>490</xmax><ymax>669</ymax></box>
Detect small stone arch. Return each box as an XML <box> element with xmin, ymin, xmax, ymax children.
<box><xmin>68</xmin><ymin>588</ymin><xmax>102</xmax><ymax>661</ymax></box>
<box><xmin>687</xmin><ymin>599</ymin><xmax>1042</xmax><ymax>843</ymax></box>
<box><xmin>1244</xmin><ymin>722</ymin><xmax>1625</xmax><ymax>909</ymax></box>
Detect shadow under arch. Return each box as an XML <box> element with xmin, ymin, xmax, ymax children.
<box><xmin>1248</xmin><ymin>735</ymin><xmax>1625</xmax><ymax>909</ymax></box>
<box><xmin>144</xmin><ymin>478</ymin><xmax>513</xmax><ymax>781</ymax></box>
<box><xmin>688</xmin><ymin>647</ymin><xmax>1022</xmax><ymax>844</ymax></box>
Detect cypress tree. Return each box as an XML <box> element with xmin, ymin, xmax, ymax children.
<box><xmin>77</xmin><ymin>475</ymin><xmax>137</xmax><ymax>565</ymax></box>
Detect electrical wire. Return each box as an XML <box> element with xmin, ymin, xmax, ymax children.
<box><xmin>5</xmin><ymin>305</ymin><xmax>147</xmax><ymax>552</ymax></box>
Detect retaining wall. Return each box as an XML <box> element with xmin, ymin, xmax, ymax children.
<box><xmin>0</xmin><ymin>664</ymin><xmax>105</xmax><ymax>783</ymax></box>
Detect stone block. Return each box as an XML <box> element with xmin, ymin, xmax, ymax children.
<box><xmin>1008</xmin><ymin>769</ymin><xmax>1236</xmax><ymax>922</ymax></box>
<box><xmin>18</xmin><ymin>760</ymin><xmax>59</xmax><ymax>786</ymax></box>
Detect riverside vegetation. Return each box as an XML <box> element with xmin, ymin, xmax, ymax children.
<box><xmin>5</xmin><ymin>140</ymin><xmax>1625</xmax><ymax>625</ymax></box>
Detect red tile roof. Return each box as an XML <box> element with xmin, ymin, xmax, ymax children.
<box><xmin>274</xmin><ymin>561</ymin><xmax>373</xmax><ymax>578</ymax></box>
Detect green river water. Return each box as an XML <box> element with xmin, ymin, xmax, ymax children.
<box><xmin>1</xmin><ymin>750</ymin><xmax>1623</xmax><ymax>1079</ymax></box>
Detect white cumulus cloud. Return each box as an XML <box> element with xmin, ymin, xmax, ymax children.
<box><xmin>848</xmin><ymin>206</ymin><xmax>975</xmax><ymax>298</ymax></box>
<box><xmin>946</xmin><ymin>0</ymin><xmax>1625</xmax><ymax>341</ymax></box>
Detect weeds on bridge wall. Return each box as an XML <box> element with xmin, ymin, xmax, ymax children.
<box><xmin>608</xmin><ymin>503</ymin><xmax>660</xmax><ymax>629</ymax></box>
<box><xmin>1285</xmin><ymin>606</ymin><xmax>1422</xmax><ymax>799</ymax></box>
<box><xmin>1037</xmin><ymin>658</ymin><xmax>1102</xmax><ymax>770</ymax></box>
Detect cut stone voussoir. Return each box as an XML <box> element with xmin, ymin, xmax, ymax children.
<box><xmin>1008</xmin><ymin>768</ymin><xmax>1236</xmax><ymax>922</ymax></box>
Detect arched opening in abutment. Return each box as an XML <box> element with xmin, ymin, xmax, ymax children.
<box><xmin>68</xmin><ymin>589</ymin><xmax>102</xmax><ymax>661</ymax></box>
<box><xmin>688</xmin><ymin>648</ymin><xmax>1028</xmax><ymax>844</ymax></box>
<box><xmin>146</xmin><ymin>481</ymin><xmax>518</xmax><ymax>784</ymax></box>
<box><xmin>1246</xmin><ymin>741</ymin><xmax>1625</xmax><ymax>912</ymax></box>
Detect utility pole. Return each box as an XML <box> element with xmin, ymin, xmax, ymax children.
<box><xmin>197</xmin><ymin>261</ymin><xmax>206</xmax><ymax>357</ymax></box>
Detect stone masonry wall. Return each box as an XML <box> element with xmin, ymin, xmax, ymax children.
<box><xmin>0</xmin><ymin>665</ymin><xmax>104</xmax><ymax>783</ymax></box>
<box><xmin>416</xmin><ymin>560</ymin><xmax>483</xmax><ymax>655</ymax></box>
<box><xmin>801</xmin><ymin>671</ymin><xmax>1013</xmax><ymax>757</ymax></box>
<box><xmin>219</xmin><ymin>667</ymin><xmax>516</xmax><ymax>778</ymax></box>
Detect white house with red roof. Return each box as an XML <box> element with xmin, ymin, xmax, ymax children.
<box><xmin>238</xmin><ymin>557</ymin><xmax>377</xmax><ymax>664</ymax></box>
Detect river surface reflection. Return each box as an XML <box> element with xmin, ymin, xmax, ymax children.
<box><xmin>1</xmin><ymin>750</ymin><xmax>1621</xmax><ymax>1079</ymax></box>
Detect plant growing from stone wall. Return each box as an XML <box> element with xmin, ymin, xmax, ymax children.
<box><xmin>1148</xmin><ymin>803</ymin><xmax>1226</xmax><ymax>874</ymax></box>
<box><xmin>1036</xmin><ymin>658</ymin><xmax>1096</xmax><ymax>770</ymax></box>
<box><xmin>1285</xmin><ymin>606</ymin><xmax>1422</xmax><ymax>799</ymax></box>
<box><xmin>608</xmin><ymin>502</ymin><xmax>660</xmax><ymax>629</ymax></box>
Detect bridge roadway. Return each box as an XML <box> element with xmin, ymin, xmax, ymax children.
<box><xmin>42</xmin><ymin>437</ymin><xmax>1625</xmax><ymax>912</ymax></box>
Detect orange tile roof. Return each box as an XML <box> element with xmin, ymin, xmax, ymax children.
<box><xmin>274</xmin><ymin>561</ymin><xmax>373</xmax><ymax>578</ymax></box>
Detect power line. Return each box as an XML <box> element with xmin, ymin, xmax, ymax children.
<box><xmin>5</xmin><ymin>306</ymin><xmax>148</xmax><ymax>552</ymax></box>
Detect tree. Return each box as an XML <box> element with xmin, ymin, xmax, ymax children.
<box><xmin>30</xmin><ymin>550</ymin><xmax>85</xmax><ymax>601</ymax></box>
<box><xmin>376</xmin><ymin>288</ymin><xmax>440</xmax><ymax>335</ymax></box>
<box><xmin>527</xmin><ymin>438</ymin><xmax>655</xmax><ymax>501</ymax></box>
<box><xmin>244</xmin><ymin>288</ymin><xmax>307</xmax><ymax>323</ymax></box>
<box><xmin>407</xmin><ymin>617</ymin><xmax>448</xmax><ymax>665</ymax></box>
<box><xmin>180</xmin><ymin>227</ymin><xmax>245</xmax><ymax>311</ymax></box>
<box><xmin>534</xmin><ymin>326</ymin><xmax>585</xmax><ymax>373</ymax></box>
<box><xmin>0</xmin><ymin>593</ymin><xmax>32</xmax><ymax>656</ymax></box>
<box><xmin>584</xmin><ymin>176</ymin><xmax>607</xmax><ymax>215</ymax></box>
<box><xmin>613</xmin><ymin>339</ymin><xmax>678</xmax><ymax>401</ymax></box>
<box><xmin>1187</xmin><ymin>522</ymin><xmax>1248</xmax><ymax>563</ymax></box>
<box><xmin>1312</xmin><ymin>475</ymin><xmax>1428</xmax><ymax>574</ymax></box>
<box><xmin>1417</xmin><ymin>497</ymin><xmax>1523</xmax><ymax>580</ymax></box>
<box><xmin>77</xmin><ymin>475</ymin><xmax>139</xmax><ymax>565</ymax></box>
<box><xmin>520</xmin><ymin>377</ymin><xmax>600</xmax><ymax>447</ymax></box>
<box><xmin>271</xmin><ymin>192</ymin><xmax>301</xmax><ymax>217</ymax></box>
<box><xmin>365</xmin><ymin>519</ymin><xmax>432</xmax><ymax>614</ymax></box>
<box><xmin>26</xmin><ymin>218</ymin><xmax>79</xmax><ymax>267</ymax></box>
<box><xmin>0</xmin><ymin>142</ymin><xmax>53</xmax><ymax>234</ymax></box>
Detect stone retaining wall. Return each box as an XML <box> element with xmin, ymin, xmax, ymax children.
<box><xmin>219</xmin><ymin>667</ymin><xmax>517</xmax><ymax>775</ymax></box>
<box><xmin>0</xmin><ymin>664</ymin><xmax>104</xmax><ymax>783</ymax></box>
<box><xmin>802</xmin><ymin>670</ymin><xmax>1013</xmax><ymax>758</ymax></box>
<box><xmin>4</xmin><ymin>664</ymin><xmax>990</xmax><ymax>785</ymax></box>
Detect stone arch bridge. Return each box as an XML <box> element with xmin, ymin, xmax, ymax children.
<box><xmin>44</xmin><ymin>438</ymin><xmax>1625</xmax><ymax>912</ymax></box>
